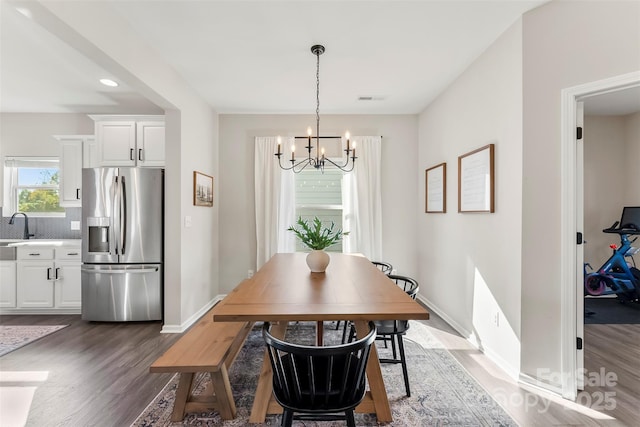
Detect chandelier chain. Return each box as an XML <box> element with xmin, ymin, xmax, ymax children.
<box><xmin>316</xmin><ymin>50</ymin><xmax>320</xmax><ymax>141</ymax></box>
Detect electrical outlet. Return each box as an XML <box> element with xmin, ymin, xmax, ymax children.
<box><xmin>184</xmin><ymin>216</ymin><xmax>192</xmax><ymax>228</ymax></box>
<box><xmin>70</xmin><ymin>221</ymin><xmax>80</xmax><ymax>230</ymax></box>
<box><xmin>248</xmin><ymin>269</ymin><xmax>254</xmax><ymax>278</ymax></box>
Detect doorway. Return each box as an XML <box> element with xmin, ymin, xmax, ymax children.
<box><xmin>559</xmin><ymin>71</ymin><xmax>640</xmax><ymax>404</ymax></box>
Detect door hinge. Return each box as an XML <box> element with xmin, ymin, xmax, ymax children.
<box><xmin>577</xmin><ymin>337</ymin><xmax>583</xmax><ymax>350</ymax></box>
<box><xmin>577</xmin><ymin>126</ymin><xmax>583</xmax><ymax>140</ymax></box>
<box><xmin>577</xmin><ymin>232</ymin><xmax>583</xmax><ymax>245</ymax></box>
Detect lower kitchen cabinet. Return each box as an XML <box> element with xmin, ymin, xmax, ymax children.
<box><xmin>0</xmin><ymin>261</ymin><xmax>16</xmax><ymax>308</ymax></box>
<box><xmin>15</xmin><ymin>245</ymin><xmax>81</xmax><ymax>311</ymax></box>
<box><xmin>54</xmin><ymin>261</ymin><xmax>81</xmax><ymax>308</ymax></box>
<box><xmin>17</xmin><ymin>260</ymin><xmax>55</xmax><ymax>308</ymax></box>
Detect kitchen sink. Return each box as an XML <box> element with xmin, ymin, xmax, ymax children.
<box><xmin>0</xmin><ymin>242</ymin><xmax>18</xmax><ymax>260</ymax></box>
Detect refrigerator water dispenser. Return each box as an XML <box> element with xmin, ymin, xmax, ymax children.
<box><xmin>87</xmin><ymin>217</ymin><xmax>110</xmax><ymax>253</ymax></box>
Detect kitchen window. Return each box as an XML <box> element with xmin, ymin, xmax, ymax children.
<box><xmin>3</xmin><ymin>157</ymin><xmax>64</xmax><ymax>217</ymax></box>
<box><xmin>295</xmin><ymin>167</ymin><xmax>344</xmax><ymax>252</ymax></box>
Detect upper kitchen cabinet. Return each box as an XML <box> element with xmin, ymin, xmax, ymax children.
<box><xmin>55</xmin><ymin>135</ymin><xmax>97</xmax><ymax>207</ymax></box>
<box><xmin>89</xmin><ymin>115</ymin><xmax>165</xmax><ymax>167</ymax></box>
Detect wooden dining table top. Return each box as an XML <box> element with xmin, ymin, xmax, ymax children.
<box><xmin>212</xmin><ymin>252</ymin><xmax>430</xmax><ymax>323</ymax></box>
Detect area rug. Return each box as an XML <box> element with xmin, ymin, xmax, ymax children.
<box><xmin>0</xmin><ymin>325</ymin><xmax>68</xmax><ymax>357</ymax></box>
<box><xmin>132</xmin><ymin>321</ymin><xmax>516</xmax><ymax>426</ymax></box>
<box><xmin>584</xmin><ymin>297</ymin><xmax>640</xmax><ymax>324</ymax></box>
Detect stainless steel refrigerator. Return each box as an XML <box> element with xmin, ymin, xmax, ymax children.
<box><xmin>81</xmin><ymin>167</ymin><xmax>163</xmax><ymax>321</ymax></box>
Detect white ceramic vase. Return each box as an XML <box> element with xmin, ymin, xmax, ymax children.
<box><xmin>306</xmin><ymin>250</ymin><xmax>330</xmax><ymax>273</ymax></box>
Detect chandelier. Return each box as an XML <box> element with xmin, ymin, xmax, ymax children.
<box><xmin>275</xmin><ymin>44</ymin><xmax>357</xmax><ymax>173</ymax></box>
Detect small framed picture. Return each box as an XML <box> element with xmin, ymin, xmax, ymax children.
<box><xmin>425</xmin><ymin>162</ymin><xmax>446</xmax><ymax>213</ymax></box>
<box><xmin>193</xmin><ymin>171</ymin><xmax>213</xmax><ymax>207</ymax></box>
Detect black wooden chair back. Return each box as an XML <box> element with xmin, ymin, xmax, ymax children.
<box><xmin>263</xmin><ymin>321</ymin><xmax>376</xmax><ymax>427</ymax></box>
<box><xmin>371</xmin><ymin>261</ymin><xmax>393</xmax><ymax>275</ymax></box>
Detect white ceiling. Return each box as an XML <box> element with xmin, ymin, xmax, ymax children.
<box><xmin>2</xmin><ymin>1</ymin><xmax>638</xmax><ymax>116</ymax></box>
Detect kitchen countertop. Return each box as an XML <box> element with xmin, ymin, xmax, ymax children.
<box><xmin>0</xmin><ymin>239</ymin><xmax>81</xmax><ymax>247</ymax></box>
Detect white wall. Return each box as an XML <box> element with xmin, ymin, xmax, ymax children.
<box><xmin>521</xmin><ymin>0</ymin><xmax>640</xmax><ymax>387</ymax></box>
<box><xmin>624</xmin><ymin>112</ymin><xmax>640</xmax><ymax>205</ymax></box>
<box><xmin>0</xmin><ymin>113</ymin><xmax>94</xmax><ymax>208</ymax></box>
<box><xmin>418</xmin><ymin>19</ymin><xmax>523</xmax><ymax>376</ymax></box>
<box><xmin>35</xmin><ymin>1</ymin><xmax>220</xmax><ymax>329</ymax></box>
<box><xmin>218</xmin><ymin>114</ymin><xmax>418</xmax><ymax>293</ymax></box>
<box><xmin>583</xmin><ymin>113</ymin><xmax>640</xmax><ymax>267</ymax></box>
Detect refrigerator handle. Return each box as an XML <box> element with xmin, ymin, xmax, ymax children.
<box><xmin>113</xmin><ymin>175</ymin><xmax>120</xmax><ymax>256</ymax></box>
<box><xmin>120</xmin><ymin>175</ymin><xmax>127</xmax><ymax>255</ymax></box>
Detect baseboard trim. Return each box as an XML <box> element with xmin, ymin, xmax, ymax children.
<box><xmin>160</xmin><ymin>294</ymin><xmax>226</xmax><ymax>333</ymax></box>
<box><xmin>417</xmin><ymin>294</ymin><xmax>520</xmax><ymax>380</ymax></box>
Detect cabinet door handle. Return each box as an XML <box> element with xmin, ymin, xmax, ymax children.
<box><xmin>76</xmin><ymin>188</ymin><xmax>81</xmax><ymax>200</ymax></box>
<box><xmin>46</xmin><ymin>268</ymin><xmax>52</xmax><ymax>280</ymax></box>
<box><xmin>55</xmin><ymin>268</ymin><xmax>60</xmax><ymax>280</ymax></box>
<box><xmin>130</xmin><ymin>148</ymin><xmax>134</xmax><ymax>161</ymax></box>
<box><xmin>29</xmin><ymin>253</ymin><xmax>41</xmax><ymax>256</ymax></box>
<box><xmin>138</xmin><ymin>148</ymin><xmax>142</xmax><ymax>161</ymax></box>
<box><xmin>67</xmin><ymin>252</ymin><xmax>79</xmax><ymax>256</ymax></box>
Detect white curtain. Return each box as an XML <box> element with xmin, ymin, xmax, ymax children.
<box><xmin>342</xmin><ymin>136</ymin><xmax>383</xmax><ymax>260</ymax></box>
<box><xmin>254</xmin><ymin>137</ymin><xmax>296</xmax><ymax>268</ymax></box>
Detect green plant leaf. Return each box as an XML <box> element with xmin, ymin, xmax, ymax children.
<box><xmin>287</xmin><ymin>216</ymin><xmax>347</xmax><ymax>251</ymax></box>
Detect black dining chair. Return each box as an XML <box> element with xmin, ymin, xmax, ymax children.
<box><xmin>371</xmin><ymin>261</ymin><xmax>393</xmax><ymax>275</ymax></box>
<box><xmin>263</xmin><ymin>321</ymin><xmax>376</xmax><ymax>427</ymax></box>
<box><xmin>347</xmin><ymin>274</ymin><xmax>419</xmax><ymax>397</ymax></box>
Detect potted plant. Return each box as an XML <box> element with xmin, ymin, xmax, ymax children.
<box><xmin>288</xmin><ymin>216</ymin><xmax>347</xmax><ymax>273</ymax></box>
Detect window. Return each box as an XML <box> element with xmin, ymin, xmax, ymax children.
<box><xmin>295</xmin><ymin>168</ymin><xmax>344</xmax><ymax>252</ymax></box>
<box><xmin>3</xmin><ymin>157</ymin><xmax>64</xmax><ymax>217</ymax></box>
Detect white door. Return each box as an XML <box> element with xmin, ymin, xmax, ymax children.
<box><xmin>575</xmin><ymin>101</ymin><xmax>585</xmax><ymax>390</ymax></box>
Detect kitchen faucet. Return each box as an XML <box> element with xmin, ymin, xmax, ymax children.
<box><xmin>8</xmin><ymin>212</ymin><xmax>35</xmax><ymax>239</ymax></box>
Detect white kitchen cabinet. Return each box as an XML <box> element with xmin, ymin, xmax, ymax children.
<box><xmin>54</xmin><ymin>261</ymin><xmax>81</xmax><ymax>308</ymax></box>
<box><xmin>17</xmin><ymin>258</ymin><xmax>55</xmax><ymax>308</ymax></box>
<box><xmin>136</xmin><ymin>121</ymin><xmax>165</xmax><ymax>167</ymax></box>
<box><xmin>90</xmin><ymin>115</ymin><xmax>165</xmax><ymax>167</ymax></box>
<box><xmin>0</xmin><ymin>261</ymin><xmax>16</xmax><ymax>308</ymax></box>
<box><xmin>16</xmin><ymin>245</ymin><xmax>81</xmax><ymax>310</ymax></box>
<box><xmin>55</xmin><ymin>135</ymin><xmax>97</xmax><ymax>207</ymax></box>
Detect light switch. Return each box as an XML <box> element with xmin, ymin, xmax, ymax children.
<box><xmin>70</xmin><ymin>221</ymin><xmax>80</xmax><ymax>230</ymax></box>
<box><xmin>184</xmin><ymin>216</ymin><xmax>192</xmax><ymax>228</ymax></box>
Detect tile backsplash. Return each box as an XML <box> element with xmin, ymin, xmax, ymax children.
<box><xmin>0</xmin><ymin>207</ymin><xmax>82</xmax><ymax>239</ymax></box>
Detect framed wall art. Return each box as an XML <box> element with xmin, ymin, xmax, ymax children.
<box><xmin>193</xmin><ymin>171</ymin><xmax>214</xmax><ymax>207</ymax></box>
<box><xmin>425</xmin><ymin>162</ymin><xmax>446</xmax><ymax>213</ymax></box>
<box><xmin>458</xmin><ymin>143</ymin><xmax>494</xmax><ymax>213</ymax></box>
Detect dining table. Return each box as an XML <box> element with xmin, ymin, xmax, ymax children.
<box><xmin>211</xmin><ymin>252</ymin><xmax>430</xmax><ymax>423</ymax></box>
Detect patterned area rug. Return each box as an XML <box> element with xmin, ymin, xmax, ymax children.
<box><xmin>132</xmin><ymin>321</ymin><xmax>516</xmax><ymax>426</ymax></box>
<box><xmin>0</xmin><ymin>325</ymin><xmax>68</xmax><ymax>357</ymax></box>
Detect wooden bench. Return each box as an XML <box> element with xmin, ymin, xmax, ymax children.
<box><xmin>150</xmin><ymin>306</ymin><xmax>254</xmax><ymax>421</ymax></box>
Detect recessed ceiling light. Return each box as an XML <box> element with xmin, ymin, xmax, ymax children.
<box><xmin>99</xmin><ymin>78</ymin><xmax>119</xmax><ymax>87</ymax></box>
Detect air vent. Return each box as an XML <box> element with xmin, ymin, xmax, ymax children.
<box><xmin>358</xmin><ymin>96</ymin><xmax>386</xmax><ymax>101</ymax></box>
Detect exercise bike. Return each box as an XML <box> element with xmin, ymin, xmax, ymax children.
<box><xmin>584</xmin><ymin>207</ymin><xmax>640</xmax><ymax>302</ymax></box>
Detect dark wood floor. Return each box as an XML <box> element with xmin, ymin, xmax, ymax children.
<box><xmin>0</xmin><ymin>314</ymin><xmax>180</xmax><ymax>426</ymax></box>
<box><xmin>1</xmin><ymin>313</ymin><xmax>638</xmax><ymax>426</ymax></box>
